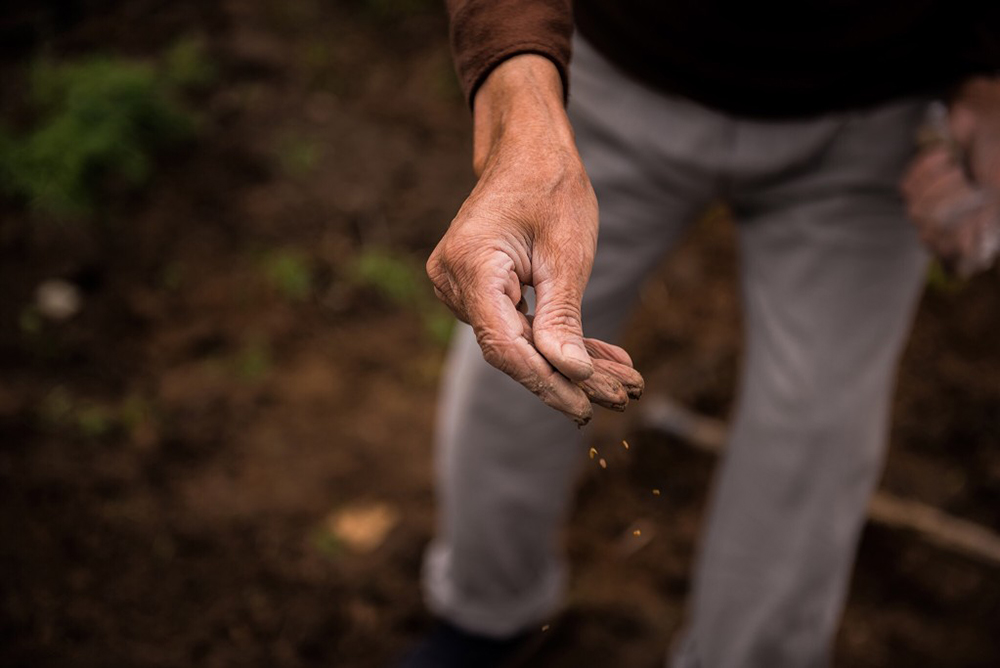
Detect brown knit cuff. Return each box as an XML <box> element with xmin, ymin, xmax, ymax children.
<box><xmin>447</xmin><ymin>0</ymin><xmax>573</xmax><ymax>108</ymax></box>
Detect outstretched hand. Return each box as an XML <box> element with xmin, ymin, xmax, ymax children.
<box><xmin>426</xmin><ymin>54</ymin><xmax>643</xmax><ymax>425</ymax></box>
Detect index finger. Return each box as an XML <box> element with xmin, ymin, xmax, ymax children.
<box><xmin>466</xmin><ymin>286</ymin><xmax>594</xmax><ymax>425</ymax></box>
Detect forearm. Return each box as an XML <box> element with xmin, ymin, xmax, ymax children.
<box><xmin>471</xmin><ymin>54</ymin><xmax>575</xmax><ymax>175</ymax></box>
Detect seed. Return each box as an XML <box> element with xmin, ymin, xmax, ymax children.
<box><xmin>622</xmin><ymin>439</ymin><xmax>630</xmax><ymax>450</ymax></box>
<box><xmin>541</xmin><ymin>624</ymin><xmax>550</xmax><ymax>632</ymax></box>
<box><xmin>652</xmin><ymin>489</ymin><xmax>661</xmax><ymax>496</ymax></box>
<box><xmin>589</xmin><ymin>447</ymin><xmax>598</xmax><ymax>459</ymax></box>
<box><xmin>633</xmin><ymin>529</ymin><xmax>641</xmax><ymax>536</ymax></box>
<box><xmin>599</xmin><ymin>458</ymin><xmax>607</xmax><ymax>469</ymax></box>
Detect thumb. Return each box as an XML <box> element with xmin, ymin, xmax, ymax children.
<box><xmin>532</xmin><ymin>270</ymin><xmax>593</xmax><ymax>383</ymax></box>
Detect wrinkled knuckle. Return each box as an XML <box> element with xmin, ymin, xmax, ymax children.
<box><xmin>478</xmin><ymin>338</ymin><xmax>501</xmax><ymax>366</ymax></box>
<box><xmin>426</xmin><ymin>251</ymin><xmax>449</xmax><ymax>285</ymax></box>
<box><xmin>436</xmin><ymin>243</ymin><xmax>479</xmax><ymax>283</ymax></box>
<box><xmin>537</xmin><ymin>303</ymin><xmax>583</xmax><ymax>330</ymax></box>
<box><xmin>425</xmin><ymin>251</ymin><xmax>440</xmax><ymax>276</ymax></box>
<box><xmin>476</xmin><ymin>332</ymin><xmax>511</xmax><ymax>371</ymax></box>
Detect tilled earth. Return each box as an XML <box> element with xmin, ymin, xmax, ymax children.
<box><xmin>1</xmin><ymin>2</ymin><xmax>998</xmax><ymax>667</ymax></box>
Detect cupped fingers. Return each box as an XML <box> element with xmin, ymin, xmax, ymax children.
<box><xmin>583</xmin><ymin>337</ymin><xmax>635</xmax><ymax>367</ymax></box>
<box><xmin>474</xmin><ymin>300</ymin><xmax>593</xmax><ymax>425</ymax></box>
<box><xmin>592</xmin><ymin>358</ymin><xmax>644</xmax><ymax>399</ymax></box>
<box><xmin>577</xmin><ymin>371</ymin><xmax>629</xmax><ymax>411</ymax></box>
<box><xmin>902</xmin><ymin>147</ymin><xmax>956</xmax><ymax>200</ymax></box>
<box><xmin>512</xmin><ymin>337</ymin><xmax>595</xmax><ymax>423</ymax></box>
<box><xmin>907</xmin><ymin>169</ymin><xmax>979</xmax><ymax>253</ymax></box>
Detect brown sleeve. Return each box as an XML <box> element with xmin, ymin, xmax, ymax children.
<box><xmin>446</xmin><ymin>0</ymin><xmax>573</xmax><ymax>107</ymax></box>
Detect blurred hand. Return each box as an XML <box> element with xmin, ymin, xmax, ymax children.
<box><xmin>948</xmin><ymin>77</ymin><xmax>1000</xmax><ymax>188</ymax></box>
<box><xmin>901</xmin><ymin>146</ymin><xmax>997</xmax><ymax>272</ymax></box>
<box><xmin>902</xmin><ymin>78</ymin><xmax>1000</xmax><ymax>275</ymax></box>
<box><xmin>427</xmin><ymin>55</ymin><xmax>643</xmax><ymax>425</ymax></box>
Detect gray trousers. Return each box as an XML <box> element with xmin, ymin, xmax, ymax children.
<box><xmin>423</xmin><ymin>36</ymin><xmax>930</xmax><ymax>668</ymax></box>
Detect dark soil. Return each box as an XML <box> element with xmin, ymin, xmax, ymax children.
<box><xmin>1</xmin><ymin>2</ymin><xmax>998</xmax><ymax>667</ymax></box>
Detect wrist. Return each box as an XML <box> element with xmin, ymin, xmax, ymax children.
<box><xmin>472</xmin><ymin>54</ymin><xmax>575</xmax><ymax>174</ymax></box>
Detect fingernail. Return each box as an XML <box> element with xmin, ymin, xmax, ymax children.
<box><xmin>561</xmin><ymin>342</ymin><xmax>592</xmax><ymax>369</ymax></box>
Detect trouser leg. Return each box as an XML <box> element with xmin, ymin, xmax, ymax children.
<box><xmin>673</xmin><ymin>100</ymin><xmax>930</xmax><ymax>667</ymax></box>
<box><xmin>422</xmin><ymin>36</ymin><xmax>719</xmax><ymax>638</ymax></box>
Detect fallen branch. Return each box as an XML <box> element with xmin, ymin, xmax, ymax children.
<box><xmin>635</xmin><ymin>394</ymin><xmax>1000</xmax><ymax>567</ymax></box>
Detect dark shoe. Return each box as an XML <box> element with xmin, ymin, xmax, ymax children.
<box><xmin>394</xmin><ymin>620</ymin><xmax>532</xmax><ymax>668</ymax></box>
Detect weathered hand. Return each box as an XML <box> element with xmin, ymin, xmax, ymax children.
<box><xmin>949</xmin><ymin>77</ymin><xmax>1000</xmax><ymax>189</ymax></box>
<box><xmin>427</xmin><ymin>55</ymin><xmax>643</xmax><ymax>424</ymax></box>
<box><xmin>902</xmin><ymin>146</ymin><xmax>997</xmax><ymax>273</ymax></box>
<box><xmin>902</xmin><ymin>79</ymin><xmax>1000</xmax><ymax>276</ymax></box>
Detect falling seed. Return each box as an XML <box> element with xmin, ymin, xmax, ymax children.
<box><xmin>633</xmin><ymin>529</ymin><xmax>641</xmax><ymax>536</ymax></box>
<box><xmin>622</xmin><ymin>439</ymin><xmax>630</xmax><ymax>450</ymax></box>
<box><xmin>652</xmin><ymin>489</ymin><xmax>661</xmax><ymax>496</ymax></box>
<box><xmin>599</xmin><ymin>458</ymin><xmax>607</xmax><ymax>469</ymax></box>
<box><xmin>541</xmin><ymin>624</ymin><xmax>550</xmax><ymax>632</ymax></box>
<box><xmin>589</xmin><ymin>447</ymin><xmax>598</xmax><ymax>459</ymax></box>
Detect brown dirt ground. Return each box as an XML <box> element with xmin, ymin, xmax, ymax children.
<box><xmin>1</xmin><ymin>2</ymin><xmax>998</xmax><ymax>667</ymax></box>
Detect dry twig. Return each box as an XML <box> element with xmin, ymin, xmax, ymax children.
<box><xmin>636</xmin><ymin>394</ymin><xmax>1000</xmax><ymax>567</ymax></box>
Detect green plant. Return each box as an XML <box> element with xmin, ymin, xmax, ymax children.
<box><xmin>118</xmin><ymin>394</ymin><xmax>153</xmax><ymax>433</ymax></box>
<box><xmin>75</xmin><ymin>405</ymin><xmax>115</xmax><ymax>439</ymax></box>
<box><xmin>235</xmin><ymin>338</ymin><xmax>272</xmax><ymax>381</ymax></box>
<box><xmin>275</xmin><ymin>134</ymin><xmax>322</xmax><ymax>178</ymax></box>
<box><xmin>925</xmin><ymin>259</ymin><xmax>966</xmax><ymax>295</ymax></box>
<box><xmin>163</xmin><ymin>36</ymin><xmax>215</xmax><ymax>89</ymax></box>
<box><xmin>351</xmin><ymin>248</ymin><xmax>423</xmax><ymax>305</ymax></box>
<box><xmin>36</xmin><ymin>387</ymin><xmax>123</xmax><ymax>440</ymax></box>
<box><xmin>349</xmin><ymin>247</ymin><xmax>455</xmax><ymax>345</ymax></box>
<box><xmin>310</xmin><ymin>527</ymin><xmax>344</xmax><ymax>559</ymax></box>
<box><xmin>422</xmin><ymin>309</ymin><xmax>456</xmax><ymax>347</ymax></box>
<box><xmin>262</xmin><ymin>250</ymin><xmax>313</xmax><ymax>301</ymax></box>
<box><xmin>0</xmin><ymin>39</ymin><xmax>210</xmax><ymax>218</ymax></box>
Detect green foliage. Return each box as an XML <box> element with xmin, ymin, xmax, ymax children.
<box><xmin>75</xmin><ymin>405</ymin><xmax>115</xmax><ymax>439</ymax></box>
<box><xmin>925</xmin><ymin>259</ymin><xmax>966</xmax><ymax>295</ymax></box>
<box><xmin>235</xmin><ymin>339</ymin><xmax>272</xmax><ymax>381</ymax></box>
<box><xmin>0</xmin><ymin>39</ymin><xmax>211</xmax><ymax>218</ymax></box>
<box><xmin>351</xmin><ymin>248</ymin><xmax>423</xmax><ymax>305</ymax></box>
<box><xmin>349</xmin><ymin>247</ymin><xmax>455</xmax><ymax>345</ymax></box>
<box><xmin>422</xmin><ymin>309</ymin><xmax>456</xmax><ymax>347</ymax></box>
<box><xmin>37</xmin><ymin>386</ymin><xmax>122</xmax><ymax>441</ymax></box>
<box><xmin>262</xmin><ymin>250</ymin><xmax>313</xmax><ymax>301</ymax></box>
<box><xmin>163</xmin><ymin>37</ymin><xmax>215</xmax><ymax>89</ymax></box>
<box><xmin>311</xmin><ymin>527</ymin><xmax>344</xmax><ymax>559</ymax></box>
<box><xmin>275</xmin><ymin>134</ymin><xmax>322</xmax><ymax>178</ymax></box>
<box><xmin>118</xmin><ymin>394</ymin><xmax>153</xmax><ymax>434</ymax></box>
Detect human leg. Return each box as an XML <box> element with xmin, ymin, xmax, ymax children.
<box><xmin>673</xmin><ymin>100</ymin><xmax>931</xmax><ymax>668</ymax></box>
